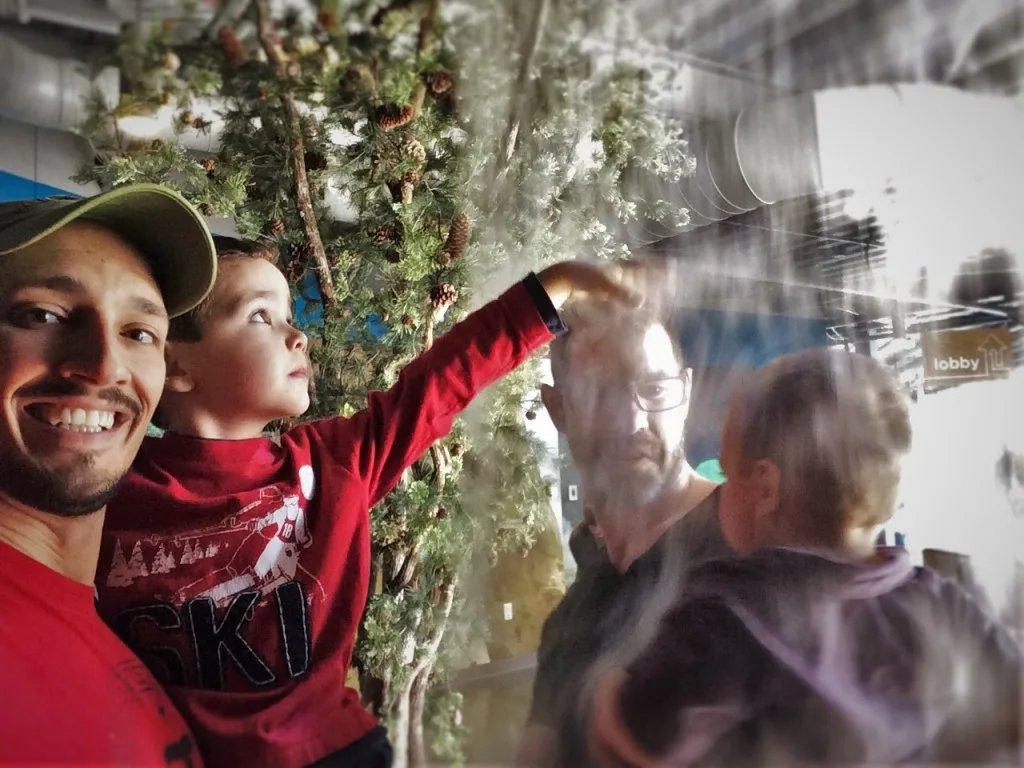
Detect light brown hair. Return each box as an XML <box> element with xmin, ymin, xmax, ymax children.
<box><xmin>731</xmin><ymin>347</ymin><xmax>912</xmax><ymax>542</ymax></box>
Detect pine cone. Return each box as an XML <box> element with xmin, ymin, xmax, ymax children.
<box><xmin>402</xmin><ymin>170</ymin><xmax>421</xmax><ymax>186</ymax></box>
<box><xmin>282</xmin><ymin>260</ymin><xmax>304</xmax><ymax>283</ymax></box>
<box><xmin>385</xmin><ymin>249</ymin><xmax>401</xmax><ymax>264</ymax></box>
<box><xmin>436</xmin><ymin>507</ymin><xmax>448</xmax><ymax>520</ymax></box>
<box><xmin>218</xmin><ymin>26</ymin><xmax>247</xmax><ymax>66</ymax></box>
<box><xmin>199</xmin><ymin>203</ymin><xmax>214</xmax><ymax>217</ymax></box>
<box><xmin>401</xmin><ymin>314</ymin><xmax>413</xmax><ymax>327</ymax></box>
<box><xmin>201</xmin><ymin>156</ymin><xmax>217</xmax><ymax>177</ymax></box>
<box><xmin>377</xmin><ymin>104</ymin><xmax>416</xmax><ymax>132</ymax></box>
<box><xmin>430</xmin><ymin>282</ymin><xmax>458</xmax><ymax>309</ymax></box>
<box><xmin>303</xmin><ymin>150</ymin><xmax>328</xmax><ymax>172</ymax></box>
<box><xmin>340</xmin><ymin>65</ymin><xmax>375</xmax><ymax>95</ymax></box>
<box><xmin>526</xmin><ymin>410</ymin><xmax>538</xmax><ymax>421</ymax></box>
<box><xmin>372</xmin><ymin>227</ymin><xmax>392</xmax><ymax>244</ymax></box>
<box><xmin>317</xmin><ymin>9</ymin><xmax>338</xmax><ymax>30</ymax></box>
<box><xmin>287</xmin><ymin>240</ymin><xmax>308</xmax><ymax>261</ymax></box>
<box><xmin>425</xmin><ymin>71</ymin><xmax>454</xmax><ymax>96</ymax></box>
<box><xmin>162</xmin><ymin>51</ymin><xmax>181</xmax><ymax>73</ymax></box>
<box><xmin>192</xmin><ymin>117</ymin><xmax>211</xmax><ymax>134</ymax></box>
<box><xmin>441</xmin><ymin>213</ymin><xmax>472</xmax><ymax>263</ymax></box>
<box><xmin>271</xmin><ymin>219</ymin><xmax>286</xmax><ymax>234</ymax></box>
<box><xmin>400</xmin><ymin>180</ymin><xmax>415</xmax><ymax>205</ymax></box>
<box><xmin>450</xmin><ymin>442</ymin><xmax>462</xmax><ymax>457</ymax></box>
<box><xmin>402</xmin><ymin>138</ymin><xmax>426</xmax><ymax>167</ymax></box>
<box><xmin>180</xmin><ymin>110</ymin><xmax>195</xmax><ymax>126</ymax></box>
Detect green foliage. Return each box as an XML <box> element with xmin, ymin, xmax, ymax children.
<box><xmin>76</xmin><ymin>0</ymin><xmax>694</xmax><ymax>760</ymax></box>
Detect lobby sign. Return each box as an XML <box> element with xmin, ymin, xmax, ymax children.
<box><xmin>922</xmin><ymin>328</ymin><xmax>1013</xmax><ymax>383</ymax></box>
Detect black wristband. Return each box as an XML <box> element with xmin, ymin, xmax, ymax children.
<box><xmin>523</xmin><ymin>272</ymin><xmax>568</xmax><ymax>337</ymax></box>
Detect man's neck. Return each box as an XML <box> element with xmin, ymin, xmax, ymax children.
<box><xmin>595</xmin><ymin>470</ymin><xmax>716</xmax><ymax>573</ymax></box>
<box><xmin>0</xmin><ymin>498</ymin><xmax>105</xmax><ymax>585</ymax></box>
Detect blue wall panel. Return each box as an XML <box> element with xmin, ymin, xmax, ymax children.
<box><xmin>0</xmin><ymin>170</ymin><xmax>76</xmax><ymax>201</ymax></box>
<box><xmin>679</xmin><ymin>310</ymin><xmax>829</xmax><ymax>464</ymax></box>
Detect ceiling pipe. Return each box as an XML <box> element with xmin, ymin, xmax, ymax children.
<box><xmin>628</xmin><ymin>84</ymin><xmax>1024</xmax><ymax>262</ymax></box>
<box><xmin>0</xmin><ymin>25</ymin><xmax>118</xmax><ymax>132</ymax></box>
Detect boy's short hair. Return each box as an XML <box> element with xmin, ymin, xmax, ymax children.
<box><xmin>732</xmin><ymin>348</ymin><xmax>912</xmax><ymax>539</ymax></box>
<box><xmin>167</xmin><ymin>235</ymin><xmax>278</xmax><ymax>342</ymax></box>
<box><xmin>152</xmin><ymin>236</ymin><xmax>278</xmax><ymax>431</ymax></box>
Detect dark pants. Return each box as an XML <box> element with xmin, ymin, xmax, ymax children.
<box><xmin>308</xmin><ymin>726</ymin><xmax>393</xmax><ymax>768</ymax></box>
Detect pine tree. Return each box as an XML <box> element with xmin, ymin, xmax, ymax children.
<box><xmin>106</xmin><ymin>539</ymin><xmax>132</xmax><ymax>587</ymax></box>
<box><xmin>152</xmin><ymin>543</ymin><xmax>176</xmax><ymax>574</ymax></box>
<box><xmin>126</xmin><ymin>541</ymin><xmax>150</xmax><ymax>579</ymax></box>
<box><xmin>76</xmin><ymin>2</ymin><xmax>694</xmax><ymax>762</ymax></box>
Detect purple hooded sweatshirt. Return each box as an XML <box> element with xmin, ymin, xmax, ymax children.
<box><xmin>618</xmin><ymin>547</ymin><xmax>1022</xmax><ymax>766</ymax></box>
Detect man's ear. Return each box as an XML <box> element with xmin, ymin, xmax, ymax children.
<box><xmin>164</xmin><ymin>343</ymin><xmax>195</xmax><ymax>394</ymax></box>
<box><xmin>679</xmin><ymin>367</ymin><xmax>694</xmax><ymax>419</ymax></box>
<box><xmin>540</xmin><ymin>383</ymin><xmax>566</xmax><ymax>433</ymax></box>
<box><xmin>750</xmin><ymin>458</ymin><xmax>781</xmax><ymax>519</ymax></box>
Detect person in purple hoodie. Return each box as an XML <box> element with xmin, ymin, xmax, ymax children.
<box><xmin>588</xmin><ymin>347</ymin><xmax>1022</xmax><ymax>767</ymax></box>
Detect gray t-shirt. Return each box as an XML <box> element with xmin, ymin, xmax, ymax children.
<box><xmin>529</xmin><ymin>487</ymin><xmax>730</xmax><ymax>767</ymax></box>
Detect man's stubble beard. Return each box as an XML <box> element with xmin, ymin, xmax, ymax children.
<box><xmin>0</xmin><ymin>451</ymin><xmax>126</xmax><ymax>518</ymax></box>
<box><xmin>583</xmin><ymin>444</ymin><xmax>688</xmax><ymax>517</ymax></box>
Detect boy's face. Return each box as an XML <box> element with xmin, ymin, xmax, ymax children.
<box><xmin>0</xmin><ymin>222</ymin><xmax>167</xmax><ymax>516</ymax></box>
<box><xmin>717</xmin><ymin>401</ymin><xmax>781</xmax><ymax>554</ymax></box>
<box><xmin>170</xmin><ymin>258</ymin><xmax>309</xmax><ymax>433</ymax></box>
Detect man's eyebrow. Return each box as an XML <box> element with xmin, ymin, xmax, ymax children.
<box><xmin>11</xmin><ymin>275</ymin><xmax>87</xmax><ymax>294</ymax></box>
<box><xmin>7</xmin><ymin>275</ymin><xmax>168</xmax><ymax>321</ymax></box>
<box><xmin>133</xmin><ymin>297</ymin><xmax>169</xmax><ymax>321</ymax></box>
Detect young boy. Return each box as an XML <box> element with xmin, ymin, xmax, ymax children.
<box><xmin>589</xmin><ymin>348</ymin><xmax>1023</xmax><ymax>767</ymax></box>
<box><xmin>93</xmin><ymin>236</ymin><xmax>637</xmax><ymax>768</ymax></box>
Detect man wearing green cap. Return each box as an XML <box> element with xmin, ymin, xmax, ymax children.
<box><xmin>0</xmin><ymin>184</ymin><xmax>216</xmax><ymax>766</ymax></box>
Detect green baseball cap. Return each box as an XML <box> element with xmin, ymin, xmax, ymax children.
<box><xmin>0</xmin><ymin>183</ymin><xmax>216</xmax><ymax>318</ymax></box>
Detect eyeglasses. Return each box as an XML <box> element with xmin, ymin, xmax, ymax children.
<box><xmin>633</xmin><ymin>376</ymin><xmax>689</xmax><ymax>413</ymax></box>
<box><xmin>563</xmin><ymin>375</ymin><xmax>689</xmax><ymax>415</ymax></box>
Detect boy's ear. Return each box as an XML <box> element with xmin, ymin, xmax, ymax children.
<box><xmin>540</xmin><ymin>383</ymin><xmax>566</xmax><ymax>433</ymax></box>
<box><xmin>164</xmin><ymin>343</ymin><xmax>195</xmax><ymax>394</ymax></box>
<box><xmin>750</xmin><ymin>458</ymin><xmax>781</xmax><ymax>519</ymax></box>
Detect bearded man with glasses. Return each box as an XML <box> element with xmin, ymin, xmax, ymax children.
<box><xmin>517</xmin><ymin>299</ymin><xmax>732</xmax><ymax>768</ymax></box>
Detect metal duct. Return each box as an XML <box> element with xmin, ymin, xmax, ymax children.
<box><xmin>0</xmin><ymin>25</ymin><xmax>118</xmax><ymax>132</ymax></box>
<box><xmin>1</xmin><ymin>0</ymin><xmax>121</xmax><ymax>36</ymax></box>
<box><xmin>628</xmin><ymin>84</ymin><xmax>1024</xmax><ymax>249</ymax></box>
<box><xmin>0</xmin><ymin>25</ymin><xmax>227</xmax><ymax>152</ymax></box>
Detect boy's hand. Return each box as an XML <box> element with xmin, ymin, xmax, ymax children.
<box><xmin>537</xmin><ymin>261</ymin><xmax>644</xmax><ymax>310</ymax></box>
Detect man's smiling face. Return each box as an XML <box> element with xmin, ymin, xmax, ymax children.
<box><xmin>0</xmin><ymin>221</ymin><xmax>168</xmax><ymax>517</ymax></box>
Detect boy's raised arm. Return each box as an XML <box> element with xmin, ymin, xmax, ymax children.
<box><xmin>300</xmin><ymin>261</ymin><xmax>639</xmax><ymax>506</ymax></box>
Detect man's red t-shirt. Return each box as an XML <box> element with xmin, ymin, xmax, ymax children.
<box><xmin>95</xmin><ymin>279</ymin><xmax>559</xmax><ymax>768</ymax></box>
<box><xmin>0</xmin><ymin>540</ymin><xmax>202</xmax><ymax>767</ymax></box>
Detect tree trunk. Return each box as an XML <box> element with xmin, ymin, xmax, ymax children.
<box><xmin>391</xmin><ymin>683</ymin><xmax>412</xmax><ymax>768</ymax></box>
<box><xmin>392</xmin><ymin>581</ymin><xmax>456</xmax><ymax>768</ymax></box>
<box><xmin>408</xmin><ymin>667</ymin><xmax>431</xmax><ymax>768</ymax></box>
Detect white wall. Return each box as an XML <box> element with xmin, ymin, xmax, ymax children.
<box><xmin>894</xmin><ymin>369</ymin><xmax>1024</xmax><ymax>614</ymax></box>
<box><xmin>0</xmin><ymin>117</ymin><xmax>100</xmax><ymax>197</ymax></box>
